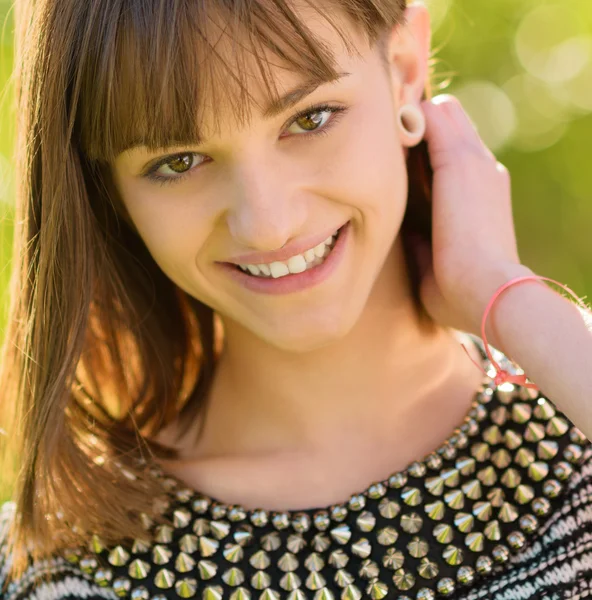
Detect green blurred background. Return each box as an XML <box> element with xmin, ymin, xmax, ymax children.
<box><xmin>0</xmin><ymin>0</ymin><xmax>591</xmax><ymax>501</ymax></box>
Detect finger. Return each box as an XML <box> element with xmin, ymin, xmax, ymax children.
<box><xmin>421</xmin><ymin>95</ymin><xmax>496</xmax><ymax>161</ymax></box>
<box><xmin>438</xmin><ymin>96</ymin><xmax>498</xmax><ymax>161</ymax></box>
<box><xmin>434</xmin><ymin>95</ymin><xmax>480</xmax><ymax>137</ymax></box>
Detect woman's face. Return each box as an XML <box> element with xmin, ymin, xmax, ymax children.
<box><xmin>112</xmin><ymin>6</ymin><xmax>429</xmax><ymax>352</ymax></box>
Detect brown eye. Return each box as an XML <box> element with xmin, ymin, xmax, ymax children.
<box><xmin>144</xmin><ymin>151</ymin><xmax>206</xmax><ymax>185</ymax></box>
<box><xmin>166</xmin><ymin>154</ymin><xmax>194</xmax><ymax>173</ymax></box>
<box><xmin>284</xmin><ymin>105</ymin><xmax>345</xmax><ymax>137</ymax></box>
<box><xmin>293</xmin><ymin>111</ymin><xmax>326</xmax><ymax>132</ymax></box>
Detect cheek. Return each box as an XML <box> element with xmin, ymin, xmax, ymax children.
<box><xmin>119</xmin><ymin>188</ymin><xmax>211</xmax><ymax>274</ymax></box>
<box><xmin>144</xmin><ymin>218</ymin><xmax>202</xmax><ymax>264</ymax></box>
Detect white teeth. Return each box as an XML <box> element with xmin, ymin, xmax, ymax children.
<box><xmin>304</xmin><ymin>249</ymin><xmax>316</xmax><ymax>263</ymax></box>
<box><xmin>237</xmin><ymin>227</ymin><xmax>341</xmax><ymax>278</ymax></box>
<box><xmin>313</xmin><ymin>242</ymin><xmax>327</xmax><ymax>258</ymax></box>
<box><xmin>247</xmin><ymin>265</ymin><xmax>260</xmax><ymax>276</ymax></box>
<box><xmin>287</xmin><ymin>255</ymin><xmax>307</xmax><ymax>274</ymax></box>
<box><xmin>269</xmin><ymin>262</ymin><xmax>290</xmax><ymax>278</ymax></box>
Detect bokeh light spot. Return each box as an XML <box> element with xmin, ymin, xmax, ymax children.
<box><xmin>502</xmin><ymin>74</ymin><xmax>570</xmax><ymax>152</ymax></box>
<box><xmin>515</xmin><ymin>5</ymin><xmax>590</xmax><ymax>84</ymax></box>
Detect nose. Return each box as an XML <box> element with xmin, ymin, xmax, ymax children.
<box><xmin>226</xmin><ymin>156</ymin><xmax>306</xmax><ymax>251</ymax></box>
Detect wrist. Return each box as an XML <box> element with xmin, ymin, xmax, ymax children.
<box><xmin>467</xmin><ymin>262</ymin><xmax>538</xmax><ymax>352</ymax></box>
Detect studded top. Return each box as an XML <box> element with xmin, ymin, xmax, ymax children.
<box><xmin>1</xmin><ymin>339</ymin><xmax>592</xmax><ymax>600</ymax></box>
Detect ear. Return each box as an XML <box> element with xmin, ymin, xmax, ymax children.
<box><xmin>384</xmin><ymin>2</ymin><xmax>432</xmax><ymax>122</ymax></box>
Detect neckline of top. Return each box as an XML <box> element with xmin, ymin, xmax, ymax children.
<box><xmin>150</xmin><ymin>335</ymin><xmax>505</xmax><ymax>519</ymax></box>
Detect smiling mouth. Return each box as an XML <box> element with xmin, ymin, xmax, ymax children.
<box><xmin>233</xmin><ymin>224</ymin><xmax>346</xmax><ymax>279</ymax></box>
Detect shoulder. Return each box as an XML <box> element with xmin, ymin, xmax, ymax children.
<box><xmin>0</xmin><ymin>501</ymin><xmax>116</xmax><ymax>600</ymax></box>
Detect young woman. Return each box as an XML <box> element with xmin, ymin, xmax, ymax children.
<box><xmin>0</xmin><ymin>0</ymin><xmax>591</xmax><ymax>598</ymax></box>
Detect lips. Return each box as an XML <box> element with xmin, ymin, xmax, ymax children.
<box><xmin>223</xmin><ymin>222</ymin><xmax>348</xmax><ymax>267</ymax></box>
<box><xmin>234</xmin><ymin>223</ymin><xmax>345</xmax><ymax>277</ymax></box>
<box><xmin>217</xmin><ymin>220</ymin><xmax>352</xmax><ymax>295</ymax></box>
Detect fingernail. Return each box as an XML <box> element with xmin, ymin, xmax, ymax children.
<box><xmin>431</xmin><ymin>94</ymin><xmax>455</xmax><ymax>106</ymax></box>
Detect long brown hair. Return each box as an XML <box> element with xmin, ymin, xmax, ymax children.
<box><xmin>0</xmin><ymin>0</ymin><xmax>436</xmax><ymax>582</ymax></box>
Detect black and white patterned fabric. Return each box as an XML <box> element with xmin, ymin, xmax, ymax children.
<box><xmin>1</xmin><ymin>339</ymin><xmax>591</xmax><ymax>600</ymax></box>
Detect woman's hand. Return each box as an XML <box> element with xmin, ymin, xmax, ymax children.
<box><xmin>408</xmin><ymin>97</ymin><xmax>592</xmax><ymax>437</ymax></box>
<box><xmin>409</xmin><ymin>94</ymin><xmax>532</xmax><ymax>341</ymax></box>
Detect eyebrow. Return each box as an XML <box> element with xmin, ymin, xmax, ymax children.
<box><xmin>261</xmin><ymin>71</ymin><xmax>352</xmax><ymax>119</ymax></box>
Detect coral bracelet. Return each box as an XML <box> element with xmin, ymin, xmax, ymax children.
<box><xmin>460</xmin><ymin>274</ymin><xmax>590</xmax><ymax>390</ymax></box>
